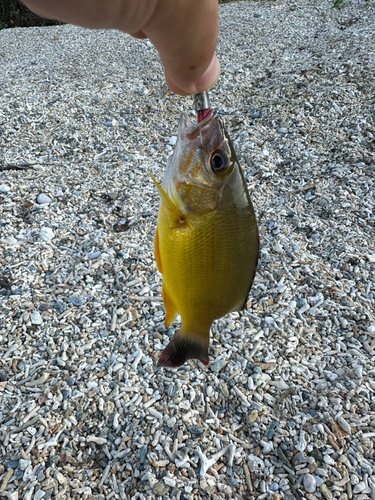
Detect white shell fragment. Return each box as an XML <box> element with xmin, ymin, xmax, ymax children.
<box><xmin>30</xmin><ymin>311</ymin><xmax>43</xmax><ymax>325</ymax></box>
<box><xmin>0</xmin><ymin>1</ymin><xmax>374</xmax><ymax>499</ymax></box>
<box><xmin>40</xmin><ymin>227</ymin><xmax>55</xmax><ymax>242</ymax></box>
<box><xmin>37</xmin><ymin>193</ymin><xmax>52</xmax><ymax>204</ymax></box>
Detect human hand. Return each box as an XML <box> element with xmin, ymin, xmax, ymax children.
<box><xmin>22</xmin><ymin>0</ymin><xmax>220</xmax><ymax>96</ymax></box>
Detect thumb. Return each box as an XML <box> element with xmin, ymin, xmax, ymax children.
<box><xmin>164</xmin><ymin>54</ymin><xmax>220</xmax><ymax>96</ymax></box>
<box><xmin>144</xmin><ymin>0</ymin><xmax>220</xmax><ymax>95</ymax></box>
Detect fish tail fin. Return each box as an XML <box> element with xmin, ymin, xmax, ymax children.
<box><xmin>157</xmin><ymin>329</ymin><xmax>209</xmax><ymax>368</ymax></box>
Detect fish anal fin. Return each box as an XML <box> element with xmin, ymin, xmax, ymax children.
<box><xmin>157</xmin><ymin>329</ymin><xmax>209</xmax><ymax>368</ymax></box>
<box><xmin>162</xmin><ymin>284</ymin><xmax>178</xmax><ymax>327</ymax></box>
<box><xmin>154</xmin><ymin>227</ymin><xmax>162</xmax><ymax>273</ymax></box>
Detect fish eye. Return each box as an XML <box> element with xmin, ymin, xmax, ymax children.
<box><xmin>210</xmin><ymin>150</ymin><xmax>230</xmax><ymax>175</ymax></box>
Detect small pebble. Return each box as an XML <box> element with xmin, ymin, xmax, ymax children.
<box><xmin>187</xmin><ymin>426</ymin><xmax>204</xmax><ymax>436</ymax></box>
<box><xmin>40</xmin><ymin>227</ymin><xmax>54</xmax><ymax>242</ymax></box>
<box><xmin>206</xmin><ymin>386</ymin><xmax>215</xmax><ymax>397</ymax></box>
<box><xmin>337</xmin><ymin>416</ymin><xmax>351</xmax><ymax>434</ymax></box>
<box><xmin>297</xmin><ymin>298</ymin><xmax>306</xmax><ymax>308</ymax></box>
<box><xmin>351</xmin><ymin>474</ymin><xmax>360</xmax><ymax>486</ymax></box>
<box><xmin>68</xmin><ymin>296</ymin><xmax>86</xmax><ymax>306</ymax></box>
<box><xmin>19</xmin><ymin>459</ymin><xmax>31</xmax><ymax>471</ymax></box>
<box><xmin>315</xmin><ymin>476</ymin><xmax>324</xmax><ymax>487</ymax></box>
<box><xmin>153</xmin><ymin>481</ymin><xmax>170</xmax><ymax>495</ymax></box>
<box><xmin>261</xmin><ymin>440</ymin><xmax>273</xmax><ymax>453</ymax></box>
<box><xmin>88</xmin><ymin>251</ymin><xmax>101</xmax><ymax>260</ymax></box>
<box><xmin>37</xmin><ymin>193</ymin><xmax>52</xmax><ymax>204</ymax></box>
<box><xmin>248</xmin><ymin>410</ymin><xmax>258</xmax><ymax>424</ymax></box>
<box><xmin>34</xmin><ymin>491</ymin><xmax>46</xmax><ymax>500</ymax></box>
<box><xmin>211</xmin><ymin>358</ymin><xmax>227</xmax><ymax>373</ymax></box>
<box><xmin>53</xmin><ymin>300</ymin><xmax>66</xmax><ymax>313</ymax></box>
<box><xmin>30</xmin><ymin>311</ymin><xmax>43</xmax><ymax>325</ymax></box>
<box><xmin>271</xmin><ymin>380</ymin><xmax>289</xmax><ymax>390</ymax></box>
<box><xmin>304</xmin><ymin>474</ymin><xmax>317</xmax><ymax>493</ymax></box>
<box><xmin>323</xmin><ymin>454</ymin><xmax>336</xmax><ymax>465</ymax></box>
<box><xmin>86</xmin><ymin>436</ymin><xmax>107</xmax><ymax>445</ymax></box>
<box><xmin>320</xmin><ymin>484</ymin><xmax>333</xmax><ymax>500</ymax></box>
<box><xmin>353</xmin><ymin>482</ymin><xmax>366</xmax><ymax>494</ymax></box>
<box><xmin>164</xmin><ymin>477</ymin><xmax>176</xmax><ymax>487</ymax></box>
<box><xmin>56</xmin><ymin>472</ymin><xmax>66</xmax><ymax>485</ymax></box>
<box><xmin>5</xmin><ymin>460</ymin><xmax>19</xmax><ymax>469</ymax></box>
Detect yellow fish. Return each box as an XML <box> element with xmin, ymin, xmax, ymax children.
<box><xmin>150</xmin><ymin>110</ymin><xmax>258</xmax><ymax>368</ymax></box>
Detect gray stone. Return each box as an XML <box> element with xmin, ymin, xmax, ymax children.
<box><xmin>152</xmin><ymin>481</ymin><xmax>170</xmax><ymax>495</ymax></box>
<box><xmin>68</xmin><ymin>296</ymin><xmax>86</xmax><ymax>306</ymax></box>
<box><xmin>320</xmin><ymin>484</ymin><xmax>333</xmax><ymax>500</ymax></box>
<box><xmin>30</xmin><ymin>311</ymin><xmax>43</xmax><ymax>325</ymax></box>
<box><xmin>211</xmin><ymin>358</ymin><xmax>227</xmax><ymax>373</ymax></box>
<box><xmin>187</xmin><ymin>426</ymin><xmax>204</xmax><ymax>436</ymax></box>
<box><xmin>337</xmin><ymin>416</ymin><xmax>351</xmax><ymax>434</ymax></box>
<box><xmin>88</xmin><ymin>251</ymin><xmax>101</xmax><ymax>259</ymax></box>
<box><xmin>19</xmin><ymin>459</ymin><xmax>31</xmax><ymax>471</ymax></box>
<box><xmin>304</xmin><ymin>474</ymin><xmax>317</xmax><ymax>493</ymax></box>
<box><xmin>37</xmin><ymin>193</ymin><xmax>52</xmax><ymax>204</ymax></box>
<box><xmin>34</xmin><ymin>490</ymin><xmax>46</xmax><ymax>500</ymax></box>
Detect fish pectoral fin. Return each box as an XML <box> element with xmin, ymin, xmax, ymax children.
<box><xmin>148</xmin><ymin>171</ymin><xmax>185</xmax><ymax>228</ymax></box>
<box><xmin>157</xmin><ymin>329</ymin><xmax>209</xmax><ymax>368</ymax></box>
<box><xmin>162</xmin><ymin>283</ymin><xmax>178</xmax><ymax>327</ymax></box>
<box><xmin>154</xmin><ymin>228</ymin><xmax>162</xmax><ymax>273</ymax></box>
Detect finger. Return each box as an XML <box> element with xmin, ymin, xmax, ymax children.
<box><xmin>144</xmin><ymin>0</ymin><xmax>220</xmax><ymax>95</ymax></box>
<box><xmin>164</xmin><ymin>54</ymin><xmax>220</xmax><ymax>96</ymax></box>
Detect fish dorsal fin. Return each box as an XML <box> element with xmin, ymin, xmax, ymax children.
<box><xmin>148</xmin><ymin>171</ymin><xmax>185</xmax><ymax>228</ymax></box>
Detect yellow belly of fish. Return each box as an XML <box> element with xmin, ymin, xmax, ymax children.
<box><xmin>156</xmin><ymin>202</ymin><xmax>258</xmax><ymax>337</ymax></box>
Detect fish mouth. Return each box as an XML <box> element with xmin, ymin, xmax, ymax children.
<box><xmin>173</xmin><ymin>109</ymin><xmax>226</xmax><ymax>187</ymax></box>
<box><xmin>178</xmin><ymin>110</ymin><xmax>220</xmax><ymax>142</ymax></box>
